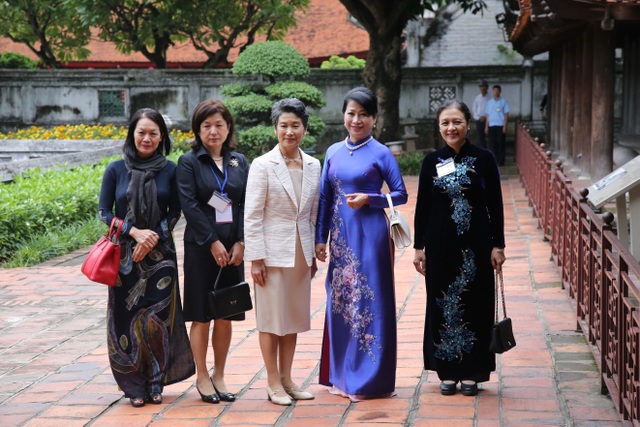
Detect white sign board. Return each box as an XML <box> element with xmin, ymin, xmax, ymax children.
<box><xmin>587</xmin><ymin>155</ymin><xmax>640</xmax><ymax>209</ymax></box>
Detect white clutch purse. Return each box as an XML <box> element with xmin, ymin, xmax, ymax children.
<box><xmin>385</xmin><ymin>194</ymin><xmax>412</xmax><ymax>249</ymax></box>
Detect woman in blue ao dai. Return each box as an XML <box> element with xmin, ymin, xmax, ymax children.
<box><xmin>413</xmin><ymin>100</ymin><xmax>506</xmax><ymax>397</ymax></box>
<box><xmin>315</xmin><ymin>87</ymin><xmax>408</xmax><ymax>401</ymax></box>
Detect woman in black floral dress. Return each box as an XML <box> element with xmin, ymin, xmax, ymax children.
<box><xmin>413</xmin><ymin>99</ymin><xmax>506</xmax><ymax>397</ymax></box>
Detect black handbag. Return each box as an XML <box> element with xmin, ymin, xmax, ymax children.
<box><xmin>490</xmin><ymin>271</ymin><xmax>516</xmax><ymax>353</ymax></box>
<box><xmin>207</xmin><ymin>267</ymin><xmax>253</xmax><ymax>320</ymax></box>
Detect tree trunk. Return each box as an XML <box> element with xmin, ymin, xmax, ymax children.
<box><xmin>364</xmin><ymin>32</ymin><xmax>403</xmax><ymax>143</ymax></box>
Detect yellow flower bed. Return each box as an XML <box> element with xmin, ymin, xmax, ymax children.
<box><xmin>0</xmin><ymin>124</ymin><xmax>194</xmax><ymax>147</ymax></box>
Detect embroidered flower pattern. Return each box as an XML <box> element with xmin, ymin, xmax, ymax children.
<box><xmin>328</xmin><ymin>172</ymin><xmax>379</xmax><ymax>361</ymax></box>
<box><xmin>435</xmin><ymin>249</ymin><xmax>477</xmax><ymax>361</ymax></box>
<box><xmin>433</xmin><ymin>157</ymin><xmax>476</xmax><ymax>235</ymax></box>
<box><xmin>432</xmin><ymin>156</ymin><xmax>478</xmax><ymax>361</ymax></box>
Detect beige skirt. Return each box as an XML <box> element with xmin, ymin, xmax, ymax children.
<box><xmin>254</xmin><ymin>232</ymin><xmax>311</xmax><ymax>336</ymax></box>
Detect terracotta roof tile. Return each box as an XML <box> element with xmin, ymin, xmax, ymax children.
<box><xmin>0</xmin><ymin>0</ymin><xmax>369</xmax><ymax>67</ymax></box>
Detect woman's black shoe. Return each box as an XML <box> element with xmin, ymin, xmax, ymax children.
<box><xmin>460</xmin><ymin>381</ymin><xmax>478</xmax><ymax>396</ymax></box>
<box><xmin>439</xmin><ymin>380</ymin><xmax>457</xmax><ymax>396</ymax></box>
<box><xmin>129</xmin><ymin>396</ymin><xmax>145</xmax><ymax>407</ymax></box>
<box><xmin>147</xmin><ymin>392</ymin><xmax>162</xmax><ymax>404</ymax></box>
<box><xmin>212</xmin><ymin>382</ymin><xmax>236</xmax><ymax>402</ymax></box>
<box><xmin>196</xmin><ymin>382</ymin><xmax>220</xmax><ymax>404</ymax></box>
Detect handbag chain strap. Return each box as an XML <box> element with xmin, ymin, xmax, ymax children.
<box><xmin>494</xmin><ymin>270</ymin><xmax>508</xmax><ymax>322</ymax></box>
<box><xmin>213</xmin><ymin>266</ymin><xmax>224</xmax><ymax>291</ymax></box>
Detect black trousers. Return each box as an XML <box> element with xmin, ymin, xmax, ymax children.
<box><xmin>488</xmin><ymin>126</ymin><xmax>506</xmax><ymax>166</ymax></box>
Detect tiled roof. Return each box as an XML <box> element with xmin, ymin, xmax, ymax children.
<box><xmin>0</xmin><ymin>0</ymin><xmax>369</xmax><ymax>68</ymax></box>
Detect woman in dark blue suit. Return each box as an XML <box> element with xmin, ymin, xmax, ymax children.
<box><xmin>176</xmin><ymin>100</ymin><xmax>249</xmax><ymax>403</ymax></box>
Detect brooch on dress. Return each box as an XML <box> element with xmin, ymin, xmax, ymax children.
<box><xmin>229</xmin><ymin>157</ymin><xmax>239</xmax><ymax>167</ymax></box>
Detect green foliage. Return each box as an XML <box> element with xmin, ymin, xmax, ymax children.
<box><xmin>187</xmin><ymin>0</ymin><xmax>310</xmax><ymax>68</ymax></box>
<box><xmin>225</xmin><ymin>41</ymin><xmax>326</xmax><ymax>158</ymax></box>
<box><xmin>307</xmin><ymin>115</ymin><xmax>325</xmax><ymax>137</ymax></box>
<box><xmin>0</xmin><ymin>0</ymin><xmax>91</xmax><ymax>68</ymax></box>
<box><xmin>219</xmin><ymin>83</ymin><xmax>266</xmax><ymax>97</ymax></box>
<box><xmin>3</xmin><ymin>216</ymin><xmax>105</xmax><ymax>267</ymax></box>
<box><xmin>0</xmin><ymin>52</ymin><xmax>38</xmax><ymax>69</ymax></box>
<box><xmin>0</xmin><ymin>159</ymin><xmax>109</xmax><ymax>262</ymax></box>
<box><xmin>320</xmin><ymin>55</ymin><xmax>365</xmax><ymax>69</ymax></box>
<box><xmin>236</xmin><ymin>125</ymin><xmax>278</xmax><ymax>157</ymax></box>
<box><xmin>395</xmin><ymin>150</ymin><xmax>427</xmax><ymax>176</ymax></box>
<box><xmin>73</xmin><ymin>0</ymin><xmax>189</xmax><ymax>68</ymax></box>
<box><xmin>265</xmin><ymin>81</ymin><xmax>326</xmax><ymax>109</ymax></box>
<box><xmin>497</xmin><ymin>44</ymin><xmax>517</xmax><ymax>60</ymax></box>
<box><xmin>225</xmin><ymin>94</ymin><xmax>273</xmax><ymax>124</ymax></box>
<box><xmin>232</xmin><ymin>41</ymin><xmax>310</xmax><ymax>81</ymax></box>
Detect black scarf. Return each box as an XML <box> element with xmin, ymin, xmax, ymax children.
<box><xmin>123</xmin><ymin>151</ymin><xmax>167</xmax><ymax>230</ymax></box>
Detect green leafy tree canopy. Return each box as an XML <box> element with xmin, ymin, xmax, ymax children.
<box><xmin>0</xmin><ymin>0</ymin><xmax>91</xmax><ymax>68</ymax></box>
<box><xmin>187</xmin><ymin>0</ymin><xmax>310</xmax><ymax>68</ymax></box>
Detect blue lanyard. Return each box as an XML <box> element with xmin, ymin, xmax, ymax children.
<box><xmin>209</xmin><ymin>163</ymin><xmax>228</xmax><ymax>196</ymax></box>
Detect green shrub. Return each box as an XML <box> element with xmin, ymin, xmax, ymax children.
<box><xmin>265</xmin><ymin>81</ymin><xmax>326</xmax><ymax>109</ymax></box>
<box><xmin>232</xmin><ymin>41</ymin><xmax>310</xmax><ymax>81</ymax></box>
<box><xmin>236</xmin><ymin>125</ymin><xmax>277</xmax><ymax>158</ymax></box>
<box><xmin>224</xmin><ymin>41</ymin><xmax>326</xmax><ymax>158</ymax></box>
<box><xmin>307</xmin><ymin>114</ymin><xmax>325</xmax><ymax>137</ymax></box>
<box><xmin>0</xmin><ymin>52</ymin><xmax>38</xmax><ymax>69</ymax></box>
<box><xmin>320</xmin><ymin>55</ymin><xmax>365</xmax><ymax>69</ymax></box>
<box><xmin>219</xmin><ymin>82</ymin><xmax>265</xmax><ymax>97</ymax></box>
<box><xmin>0</xmin><ymin>160</ymin><xmax>108</xmax><ymax>262</ymax></box>
<box><xmin>225</xmin><ymin>94</ymin><xmax>273</xmax><ymax>124</ymax></box>
<box><xmin>395</xmin><ymin>150</ymin><xmax>426</xmax><ymax>176</ymax></box>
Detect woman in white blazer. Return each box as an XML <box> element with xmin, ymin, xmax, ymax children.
<box><xmin>244</xmin><ymin>98</ymin><xmax>321</xmax><ymax>406</ymax></box>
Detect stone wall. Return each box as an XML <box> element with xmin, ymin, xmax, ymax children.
<box><xmin>0</xmin><ymin>65</ymin><xmax>548</xmax><ymax>152</ymax></box>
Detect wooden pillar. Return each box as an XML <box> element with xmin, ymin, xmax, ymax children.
<box><xmin>572</xmin><ymin>36</ymin><xmax>584</xmax><ymax>170</ymax></box>
<box><xmin>579</xmin><ymin>30</ymin><xmax>594</xmax><ymax>176</ymax></box>
<box><xmin>621</xmin><ymin>34</ymin><xmax>640</xmax><ymax>135</ymax></box>
<box><xmin>590</xmin><ymin>25</ymin><xmax>615</xmax><ymax>180</ymax></box>
<box><xmin>549</xmin><ymin>46</ymin><xmax>562</xmax><ymax>150</ymax></box>
<box><xmin>560</xmin><ymin>39</ymin><xmax>576</xmax><ymax>160</ymax></box>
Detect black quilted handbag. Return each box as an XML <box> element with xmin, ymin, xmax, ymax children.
<box><xmin>207</xmin><ymin>267</ymin><xmax>253</xmax><ymax>320</ymax></box>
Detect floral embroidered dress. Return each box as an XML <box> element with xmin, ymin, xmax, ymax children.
<box><xmin>316</xmin><ymin>138</ymin><xmax>407</xmax><ymax>397</ymax></box>
<box><xmin>414</xmin><ymin>141</ymin><xmax>504</xmax><ymax>382</ymax></box>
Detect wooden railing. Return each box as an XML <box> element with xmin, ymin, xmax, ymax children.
<box><xmin>516</xmin><ymin>123</ymin><xmax>640</xmax><ymax>423</ymax></box>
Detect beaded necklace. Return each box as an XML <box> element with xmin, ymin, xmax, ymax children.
<box><xmin>345</xmin><ymin>136</ymin><xmax>373</xmax><ymax>155</ymax></box>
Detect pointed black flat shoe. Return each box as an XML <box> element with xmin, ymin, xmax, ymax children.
<box><xmin>439</xmin><ymin>380</ymin><xmax>457</xmax><ymax>396</ymax></box>
<box><xmin>212</xmin><ymin>382</ymin><xmax>236</xmax><ymax>402</ymax></box>
<box><xmin>196</xmin><ymin>382</ymin><xmax>220</xmax><ymax>404</ymax></box>
<box><xmin>460</xmin><ymin>380</ymin><xmax>478</xmax><ymax>396</ymax></box>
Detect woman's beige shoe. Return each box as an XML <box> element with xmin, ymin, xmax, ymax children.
<box><xmin>284</xmin><ymin>384</ymin><xmax>315</xmax><ymax>400</ymax></box>
<box><xmin>266</xmin><ymin>386</ymin><xmax>292</xmax><ymax>406</ymax></box>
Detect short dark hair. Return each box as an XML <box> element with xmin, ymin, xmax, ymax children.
<box><xmin>123</xmin><ymin>108</ymin><xmax>171</xmax><ymax>158</ymax></box>
<box><xmin>190</xmin><ymin>99</ymin><xmax>236</xmax><ymax>152</ymax></box>
<box><xmin>436</xmin><ymin>99</ymin><xmax>471</xmax><ymax>124</ymax></box>
<box><xmin>271</xmin><ymin>98</ymin><xmax>309</xmax><ymax>129</ymax></box>
<box><xmin>342</xmin><ymin>86</ymin><xmax>378</xmax><ymax>116</ymax></box>
<box><xmin>493</xmin><ymin>84</ymin><xmax>502</xmax><ymax>91</ymax></box>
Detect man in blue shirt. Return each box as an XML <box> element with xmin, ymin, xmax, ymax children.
<box><xmin>484</xmin><ymin>85</ymin><xmax>509</xmax><ymax>166</ymax></box>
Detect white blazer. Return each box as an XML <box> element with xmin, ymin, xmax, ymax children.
<box><xmin>244</xmin><ymin>145</ymin><xmax>321</xmax><ymax>267</ymax></box>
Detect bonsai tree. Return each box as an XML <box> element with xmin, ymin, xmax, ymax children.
<box><xmin>221</xmin><ymin>40</ymin><xmax>326</xmax><ymax>158</ymax></box>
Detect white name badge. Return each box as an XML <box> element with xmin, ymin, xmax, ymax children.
<box><xmin>436</xmin><ymin>158</ymin><xmax>456</xmax><ymax>177</ymax></box>
<box><xmin>216</xmin><ymin>204</ymin><xmax>233</xmax><ymax>224</ymax></box>
<box><xmin>208</xmin><ymin>190</ymin><xmax>231</xmax><ymax>211</ymax></box>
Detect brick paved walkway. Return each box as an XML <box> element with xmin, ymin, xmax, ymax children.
<box><xmin>0</xmin><ymin>173</ymin><xmax>623</xmax><ymax>426</ymax></box>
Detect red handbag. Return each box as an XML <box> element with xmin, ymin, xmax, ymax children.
<box><xmin>81</xmin><ymin>217</ymin><xmax>123</xmax><ymax>286</ymax></box>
